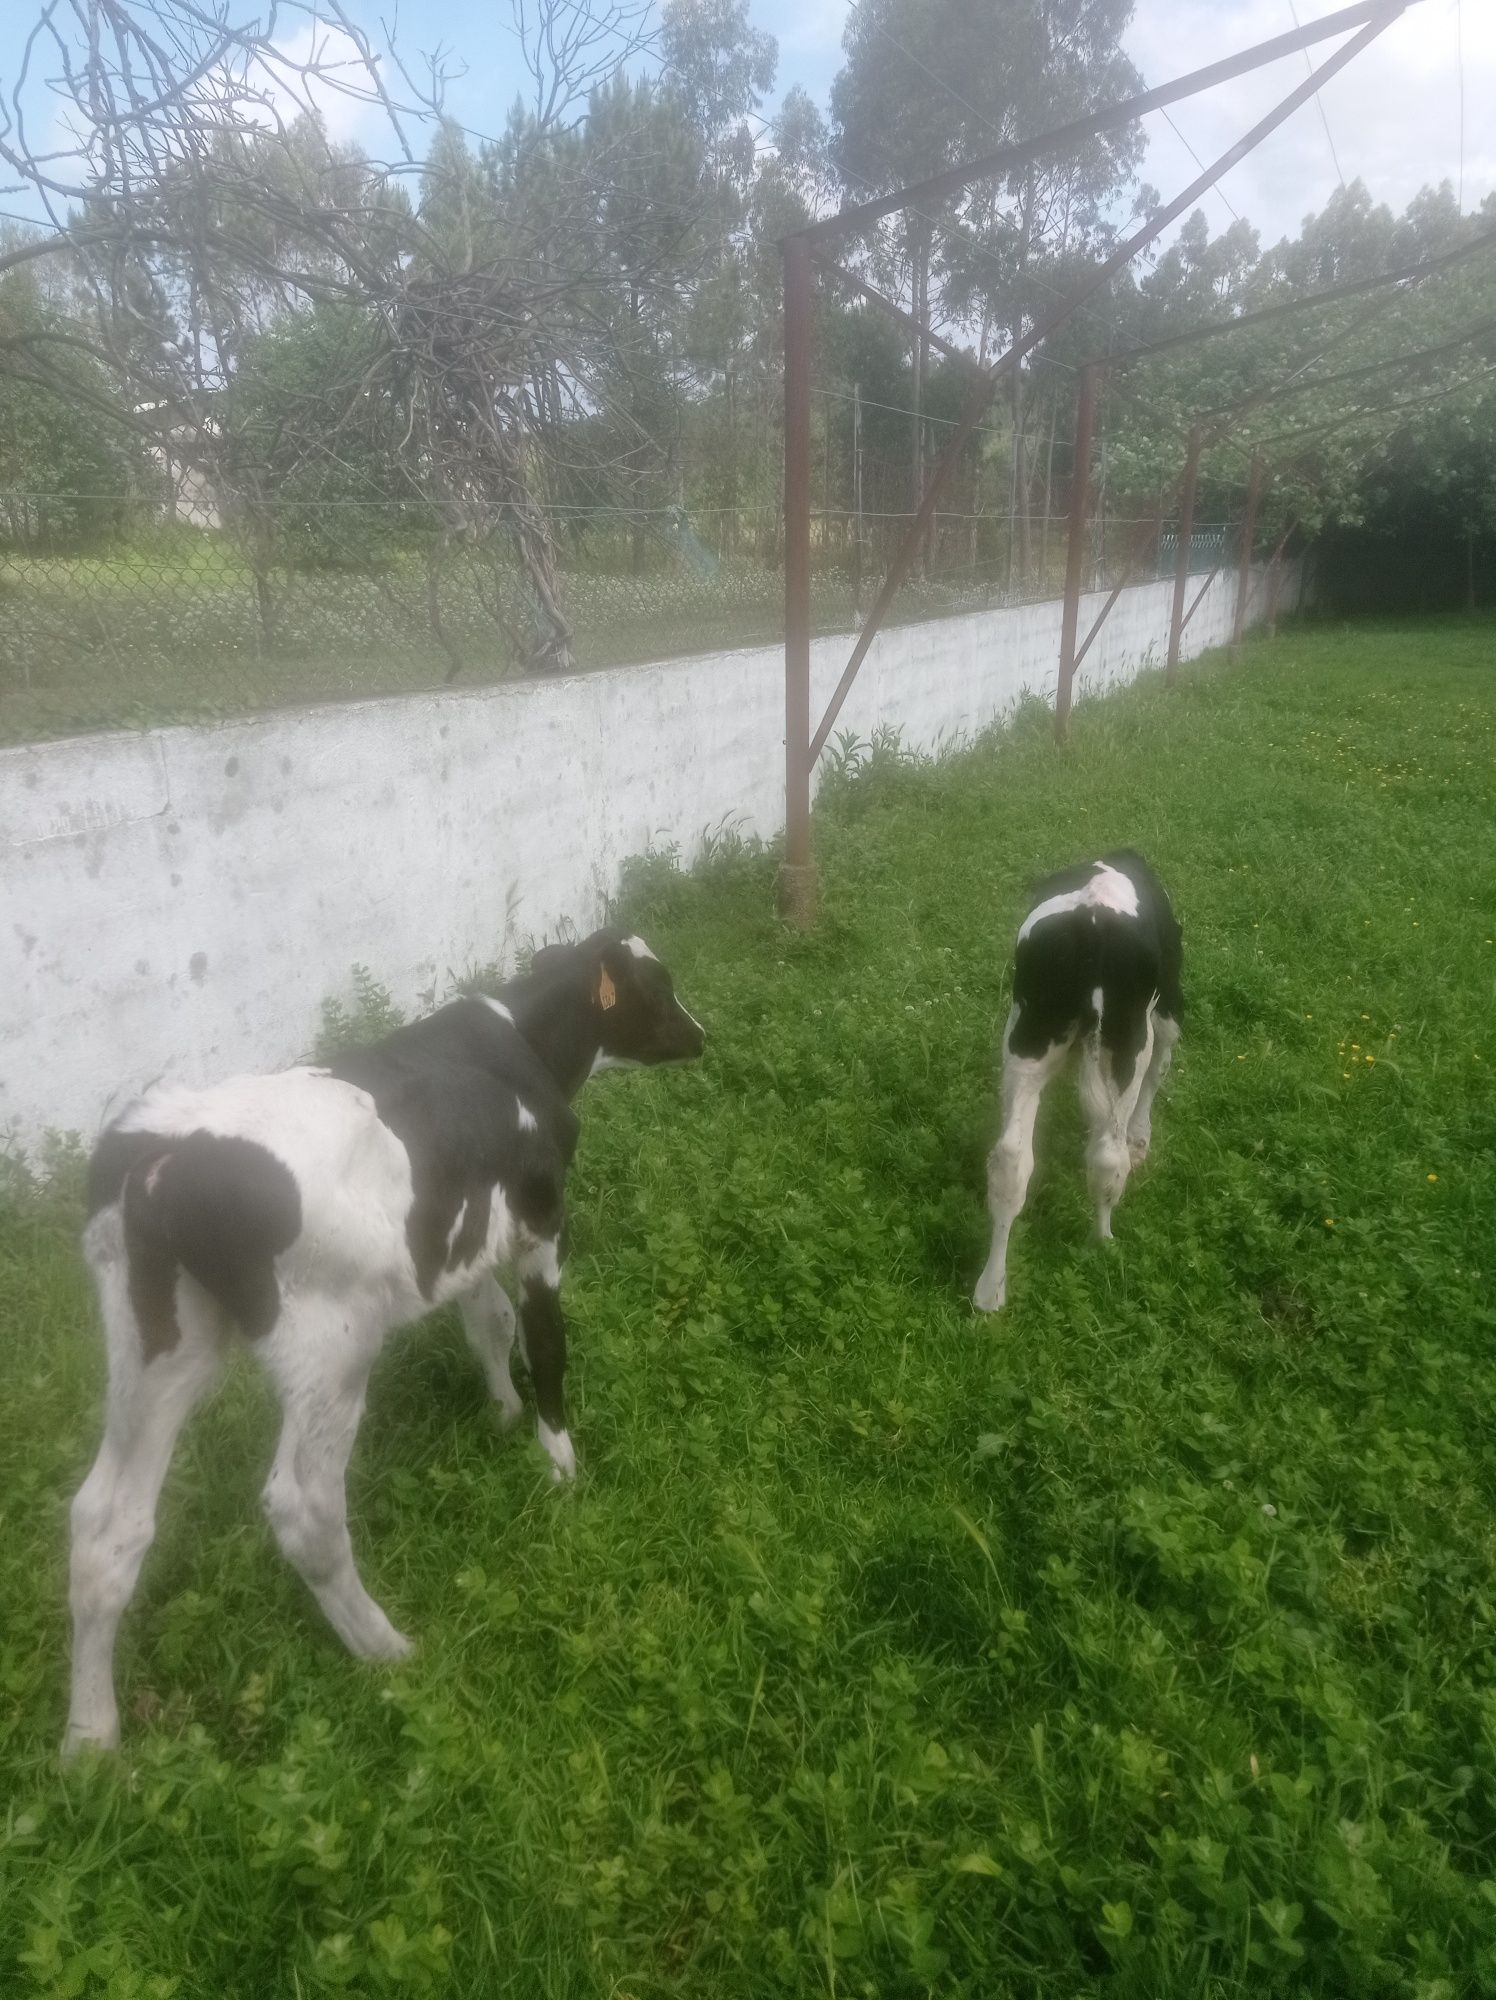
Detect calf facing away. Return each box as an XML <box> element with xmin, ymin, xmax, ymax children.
<box><xmin>65</xmin><ymin>930</ymin><xmax>704</xmax><ymax>1758</ymax></box>
<box><xmin>973</xmin><ymin>853</ymin><xmax>1183</xmax><ymax>1313</ymax></box>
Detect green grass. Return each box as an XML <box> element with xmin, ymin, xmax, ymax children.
<box><xmin>0</xmin><ymin>538</ymin><xmax>1037</xmax><ymax>745</ymax></box>
<box><xmin>3</xmin><ymin>612</ymin><xmax>1495</xmax><ymax>1997</ymax></box>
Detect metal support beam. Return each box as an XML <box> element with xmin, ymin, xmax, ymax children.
<box><xmin>812</xmin><ymin>259</ymin><xmax>986</xmax><ymax>379</ymax></box>
<box><xmin>1072</xmin><ymin>503</ymin><xmax>1164</xmax><ymax>675</ymax></box>
<box><xmin>1198</xmin><ymin>312</ymin><xmax>1496</xmax><ymax>426</ymax></box>
<box><xmin>1181</xmin><ymin>560</ymin><xmax>1226</xmax><ymax>635</ymax></box>
<box><xmin>1233</xmin><ymin>455</ymin><xmax>1264</xmax><ymax>650</ymax></box>
<box><xmin>1055</xmin><ymin>364</ymin><xmax>1099</xmax><ymax>744</ymax></box>
<box><xmin>1167</xmin><ymin>427</ymin><xmax>1202</xmax><ymax>683</ymax></box>
<box><xmin>803</xmin><ymin>1</ymin><xmax>1403</xmax><ymax>764</ymax></box>
<box><xmin>791</xmin><ymin>0</ymin><xmax>1413</xmax><ymax>248</ymax></box>
<box><xmin>779</xmin><ymin>236</ymin><xmax>815</xmax><ymax>926</ymax></box>
<box><xmin>1112</xmin><ymin>226</ymin><xmax>1495</xmax><ymax>367</ymax></box>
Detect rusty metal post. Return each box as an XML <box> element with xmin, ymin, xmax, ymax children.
<box><xmin>1167</xmin><ymin>426</ymin><xmax>1202</xmax><ymax>684</ymax></box>
<box><xmin>1232</xmin><ymin>453</ymin><xmax>1264</xmax><ymax>652</ymax></box>
<box><xmin>1182</xmin><ymin>559</ymin><xmax>1227</xmax><ymax>634</ymax></box>
<box><xmin>779</xmin><ymin>236</ymin><xmax>816</xmax><ymax>926</ymax></box>
<box><xmin>1072</xmin><ymin>500</ymin><xmax>1164</xmax><ymax>675</ymax></box>
<box><xmin>1055</xmin><ymin>363</ymin><xmax>1098</xmax><ymax>744</ymax></box>
<box><xmin>1265</xmin><ymin>516</ymin><xmax>1298</xmax><ymax>636</ymax></box>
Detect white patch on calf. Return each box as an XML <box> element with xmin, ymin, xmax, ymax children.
<box><xmin>538</xmin><ymin>1420</ymin><xmax>577</xmax><ymax>1483</ymax></box>
<box><xmin>589</xmin><ymin>1051</ymin><xmax>641</xmax><ymax>1076</ymax></box>
<box><xmin>622</xmin><ymin>936</ymin><xmax>657</xmax><ymax>961</ymax></box>
<box><xmin>480</xmin><ymin>997</ymin><xmax>516</xmax><ymax>1026</ymax></box>
<box><xmin>516</xmin><ymin>1102</ymin><xmax>539</xmax><ymax>1133</ymax></box>
<box><xmin>1017</xmin><ymin>860</ymin><xmax>1140</xmax><ymax>943</ymax></box>
<box><xmin>522</xmin><ymin>1235</ymin><xmax>562</xmax><ymax>1289</ymax></box>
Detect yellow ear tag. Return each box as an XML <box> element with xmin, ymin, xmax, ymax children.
<box><xmin>597</xmin><ymin>966</ymin><xmax>617</xmax><ymax>1011</ymax></box>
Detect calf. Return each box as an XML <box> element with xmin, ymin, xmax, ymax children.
<box><xmin>64</xmin><ymin>930</ymin><xmax>704</xmax><ymax>1758</ymax></box>
<box><xmin>973</xmin><ymin>852</ymin><xmax>1182</xmax><ymax>1312</ymax></box>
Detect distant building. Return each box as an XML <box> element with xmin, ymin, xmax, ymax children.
<box><xmin>135</xmin><ymin>401</ymin><xmax>221</xmax><ymax>528</ymax></box>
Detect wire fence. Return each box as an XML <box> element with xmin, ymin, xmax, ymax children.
<box><xmin>0</xmin><ymin>494</ymin><xmax>1232</xmax><ymax>745</ymax></box>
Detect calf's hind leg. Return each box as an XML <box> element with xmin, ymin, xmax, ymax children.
<box><xmin>1079</xmin><ymin>1012</ymin><xmax>1155</xmax><ymax>1240</ymax></box>
<box><xmin>258</xmin><ymin>1301</ymin><xmax>412</xmax><ymax>1661</ymax></box>
<box><xmin>65</xmin><ymin>1241</ymin><xmax>226</xmax><ymax>1758</ymax></box>
<box><xmin>1127</xmin><ymin>1011</ymin><xmax>1180</xmax><ymax>1167</ymax></box>
<box><xmin>973</xmin><ymin>1015</ymin><xmax>1071</xmax><ymax>1314</ymax></box>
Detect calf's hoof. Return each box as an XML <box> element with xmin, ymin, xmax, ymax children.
<box><xmin>61</xmin><ymin>1719</ymin><xmax>119</xmax><ymax>1763</ymax></box>
<box><xmin>539</xmin><ymin>1423</ymin><xmax>577</xmax><ymax>1485</ymax></box>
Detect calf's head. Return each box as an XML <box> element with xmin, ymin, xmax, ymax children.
<box><xmin>530</xmin><ymin>929</ymin><xmax>706</xmax><ymax>1072</ymax></box>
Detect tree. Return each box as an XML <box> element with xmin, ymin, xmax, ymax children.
<box><xmin>0</xmin><ymin>0</ymin><xmax>655</xmax><ymax>672</ymax></box>
<box><xmin>0</xmin><ymin>239</ymin><xmax>143</xmax><ymax>548</ymax></box>
<box><xmin>832</xmin><ymin>0</ymin><xmax>1144</xmax><ymax>579</ymax></box>
<box><xmin>662</xmin><ymin>0</ymin><xmax>777</xmax><ymax>555</ymax></box>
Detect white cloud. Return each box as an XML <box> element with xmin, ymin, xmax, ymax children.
<box><xmin>256</xmin><ymin>21</ymin><xmax>395</xmax><ymax>150</ymax></box>
<box><xmin>759</xmin><ymin>0</ymin><xmax>1492</xmax><ymax>252</ymax></box>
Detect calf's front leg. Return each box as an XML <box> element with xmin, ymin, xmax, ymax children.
<box><xmin>460</xmin><ymin>1273</ymin><xmax>524</xmax><ymax>1429</ymax></box>
<box><xmin>518</xmin><ymin>1235</ymin><xmax>575</xmax><ymax>1483</ymax></box>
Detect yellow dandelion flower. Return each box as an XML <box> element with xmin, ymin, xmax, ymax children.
<box><xmin>1427</xmin><ymin>1173</ymin><xmax>1438</xmax><ymax>1184</ymax></box>
<box><xmin>1365</xmin><ymin>1055</ymin><xmax>1375</xmax><ymax>1065</ymax></box>
<box><xmin>1324</xmin><ymin>1218</ymin><xmax>1336</xmax><ymax>1228</ymax></box>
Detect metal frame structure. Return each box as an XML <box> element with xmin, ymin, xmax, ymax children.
<box><xmin>778</xmin><ymin>0</ymin><xmax>1421</xmax><ymax>920</ymax></box>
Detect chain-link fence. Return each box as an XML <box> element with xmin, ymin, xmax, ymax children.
<box><xmin>0</xmin><ymin>494</ymin><xmax>1228</xmax><ymax>745</ymax></box>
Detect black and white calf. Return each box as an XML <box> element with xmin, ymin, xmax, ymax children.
<box><xmin>64</xmin><ymin>930</ymin><xmax>704</xmax><ymax>1757</ymax></box>
<box><xmin>973</xmin><ymin>852</ymin><xmax>1183</xmax><ymax>1313</ymax></box>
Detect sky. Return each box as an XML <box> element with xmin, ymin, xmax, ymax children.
<box><xmin>2</xmin><ymin>0</ymin><xmax>1490</xmax><ymax>254</ymax></box>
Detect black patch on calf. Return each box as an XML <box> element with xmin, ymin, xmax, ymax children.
<box><xmin>520</xmin><ymin>1276</ymin><xmax>568</xmax><ymax>1432</ymax></box>
<box><xmin>1010</xmin><ymin>850</ymin><xmax>1184</xmax><ymax>1082</ymax></box>
<box><xmin>121</xmin><ymin>1167</ymin><xmax>183</xmax><ymax>1362</ymax></box>
<box><xmin>329</xmin><ymin>998</ymin><xmax>578</xmax><ymax>1301</ymax></box>
<box><xmin>88</xmin><ymin>1129</ymin><xmax>172</xmax><ymax>1218</ymax></box>
<box><xmin>100</xmin><ymin>1129</ymin><xmax>302</xmax><ymax>1356</ymax></box>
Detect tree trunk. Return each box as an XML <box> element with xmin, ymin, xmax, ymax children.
<box><xmin>253</xmin><ymin>566</ymin><xmax>276</xmax><ymax>653</ymax></box>
<box><xmin>494</xmin><ymin>426</ymin><xmax>574</xmax><ymax>675</ymax></box>
<box><xmin>428</xmin><ymin>538</ymin><xmax>465</xmax><ymax>682</ymax></box>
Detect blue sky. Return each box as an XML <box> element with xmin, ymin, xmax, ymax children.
<box><xmin>3</xmin><ymin>0</ymin><xmax>1490</xmax><ymax>249</ymax></box>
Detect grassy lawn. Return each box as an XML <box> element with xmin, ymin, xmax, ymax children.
<box><xmin>0</xmin><ymin>538</ymin><xmax>1039</xmax><ymax>745</ymax></box>
<box><xmin>2</xmin><ymin>613</ymin><xmax>1495</xmax><ymax>1997</ymax></box>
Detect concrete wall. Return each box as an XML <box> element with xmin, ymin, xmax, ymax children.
<box><xmin>2</xmin><ymin>563</ymin><xmax>1300</xmax><ymax>1150</ymax></box>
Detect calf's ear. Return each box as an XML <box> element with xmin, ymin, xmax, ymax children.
<box><xmin>529</xmin><ymin>941</ymin><xmax>574</xmax><ymax>977</ymax></box>
<box><xmin>590</xmin><ymin>936</ymin><xmax>644</xmax><ymax>1012</ymax></box>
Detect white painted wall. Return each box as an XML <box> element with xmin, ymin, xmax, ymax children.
<box><xmin>1</xmin><ymin>563</ymin><xmax>1300</xmax><ymax>1150</ymax></box>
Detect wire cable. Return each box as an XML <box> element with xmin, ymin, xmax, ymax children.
<box><xmin>1287</xmin><ymin>0</ymin><xmax>1347</xmax><ymax>189</ymax></box>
